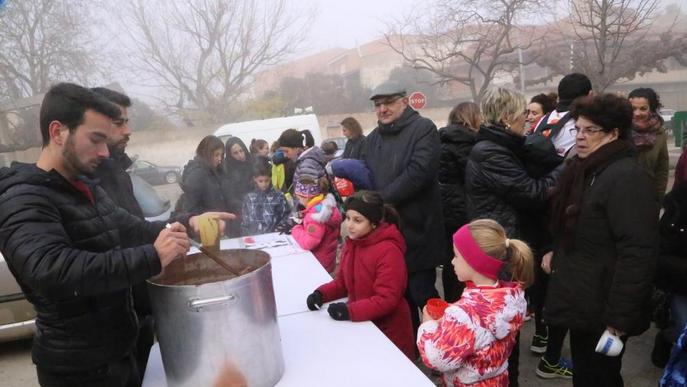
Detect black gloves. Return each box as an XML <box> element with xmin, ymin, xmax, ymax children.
<box><xmin>327</xmin><ymin>302</ymin><xmax>350</xmax><ymax>321</ymax></box>
<box><xmin>306</xmin><ymin>290</ymin><xmax>323</xmax><ymax>311</ymax></box>
<box><xmin>276</xmin><ymin>217</ymin><xmax>297</xmax><ymax>235</ymax></box>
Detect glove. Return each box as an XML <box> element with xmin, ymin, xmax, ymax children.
<box><xmin>276</xmin><ymin>217</ymin><xmax>297</xmax><ymax>235</ymax></box>
<box><xmin>327</xmin><ymin>302</ymin><xmax>350</xmax><ymax>321</ymax></box>
<box><xmin>306</xmin><ymin>290</ymin><xmax>323</xmax><ymax>311</ymax></box>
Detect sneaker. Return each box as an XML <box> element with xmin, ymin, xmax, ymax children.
<box><xmin>536</xmin><ymin>357</ymin><xmax>573</xmax><ymax>379</ymax></box>
<box><xmin>530</xmin><ymin>334</ymin><xmax>547</xmax><ymax>354</ymax></box>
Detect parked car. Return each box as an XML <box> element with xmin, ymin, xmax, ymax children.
<box><xmin>128</xmin><ymin>158</ymin><xmax>181</xmax><ymax>185</ymax></box>
<box><xmin>0</xmin><ymin>176</ymin><xmax>172</xmax><ymax>342</ymax></box>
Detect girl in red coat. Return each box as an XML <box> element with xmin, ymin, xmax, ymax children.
<box><xmin>417</xmin><ymin>219</ymin><xmax>533</xmax><ymax>387</ymax></box>
<box><xmin>305</xmin><ymin>190</ymin><xmax>415</xmax><ymax>360</ymax></box>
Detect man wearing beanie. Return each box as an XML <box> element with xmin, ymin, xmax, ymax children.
<box><xmin>360</xmin><ymin>80</ymin><xmax>445</xmax><ymax>333</ymax></box>
<box><xmin>532</xmin><ymin>73</ymin><xmax>593</xmax><ymax>158</ymax></box>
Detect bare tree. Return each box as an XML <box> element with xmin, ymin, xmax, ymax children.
<box><xmin>385</xmin><ymin>0</ymin><xmax>544</xmax><ymax>104</ymax></box>
<box><xmin>124</xmin><ymin>0</ymin><xmax>310</xmax><ymax>123</ymax></box>
<box><xmin>0</xmin><ymin>0</ymin><xmax>97</xmax><ymax>100</ymax></box>
<box><xmin>535</xmin><ymin>0</ymin><xmax>687</xmax><ymax>91</ymax></box>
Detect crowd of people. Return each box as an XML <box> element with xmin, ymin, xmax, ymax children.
<box><xmin>0</xmin><ymin>73</ymin><xmax>684</xmax><ymax>387</ymax></box>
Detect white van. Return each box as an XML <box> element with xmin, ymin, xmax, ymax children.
<box><xmin>213</xmin><ymin>114</ymin><xmax>322</xmax><ymax>149</ymax></box>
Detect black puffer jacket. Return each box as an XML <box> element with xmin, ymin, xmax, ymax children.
<box><xmin>465</xmin><ymin>124</ymin><xmax>561</xmax><ymax>237</ymax></box>
<box><xmin>181</xmin><ymin>157</ymin><xmax>231</xmax><ymax>214</ymax></box>
<box><xmin>656</xmin><ymin>181</ymin><xmax>687</xmax><ymax>294</ymax></box>
<box><xmin>0</xmin><ymin>163</ymin><xmax>164</xmax><ymax>372</ymax></box>
<box><xmin>545</xmin><ymin>153</ymin><xmax>658</xmax><ymax>335</ymax></box>
<box><xmin>438</xmin><ymin>123</ymin><xmax>477</xmax><ymax>232</ymax></box>
<box><xmin>94</xmin><ymin>148</ymin><xmax>143</xmax><ymax>219</ymax></box>
<box><xmin>343</xmin><ymin>135</ymin><xmax>366</xmax><ymax>159</ymax></box>
<box><xmin>361</xmin><ymin>106</ymin><xmax>446</xmax><ymax>272</ymax></box>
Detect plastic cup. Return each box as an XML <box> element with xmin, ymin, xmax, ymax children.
<box><xmin>426</xmin><ymin>298</ymin><xmax>450</xmax><ymax>320</ymax></box>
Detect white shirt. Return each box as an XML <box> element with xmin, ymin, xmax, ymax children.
<box><xmin>543</xmin><ymin>110</ymin><xmax>576</xmax><ymax>157</ymax></box>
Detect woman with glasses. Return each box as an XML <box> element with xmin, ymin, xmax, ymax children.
<box><xmin>545</xmin><ymin>93</ymin><xmax>658</xmax><ymax>387</ymax></box>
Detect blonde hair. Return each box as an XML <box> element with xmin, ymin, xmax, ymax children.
<box><xmin>481</xmin><ymin>88</ymin><xmax>526</xmax><ymax>129</ymax></box>
<box><xmin>468</xmin><ymin>219</ymin><xmax>534</xmax><ymax>288</ymax></box>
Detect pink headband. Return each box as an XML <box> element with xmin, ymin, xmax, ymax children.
<box><xmin>453</xmin><ymin>224</ymin><xmax>505</xmax><ymax>280</ymax></box>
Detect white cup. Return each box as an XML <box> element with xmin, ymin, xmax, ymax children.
<box><xmin>595</xmin><ymin>329</ymin><xmax>624</xmax><ymax>357</ymax></box>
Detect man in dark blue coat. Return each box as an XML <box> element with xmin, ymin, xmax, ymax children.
<box><xmin>360</xmin><ymin>81</ymin><xmax>445</xmax><ymax>333</ymax></box>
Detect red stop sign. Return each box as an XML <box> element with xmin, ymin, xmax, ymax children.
<box><xmin>409</xmin><ymin>91</ymin><xmax>427</xmax><ymax>110</ymax></box>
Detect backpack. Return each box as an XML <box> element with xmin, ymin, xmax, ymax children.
<box><xmin>522</xmin><ymin>112</ymin><xmax>572</xmax><ymax>177</ymax></box>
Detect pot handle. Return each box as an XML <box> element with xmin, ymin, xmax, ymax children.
<box><xmin>188</xmin><ymin>295</ymin><xmax>236</xmax><ymax>312</ymax></box>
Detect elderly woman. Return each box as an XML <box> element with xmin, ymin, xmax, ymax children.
<box><xmin>465</xmin><ymin>88</ymin><xmax>563</xmax><ymax>385</ymax></box>
<box><xmin>340</xmin><ymin>117</ymin><xmax>366</xmax><ymax>159</ymax></box>
<box><xmin>544</xmin><ymin>93</ymin><xmax>659</xmax><ymax>387</ymax></box>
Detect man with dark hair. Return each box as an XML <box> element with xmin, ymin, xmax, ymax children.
<box><xmin>532</xmin><ymin>72</ymin><xmax>593</xmax><ymax>158</ymax></box>
<box><xmin>0</xmin><ymin>82</ymin><xmax>191</xmax><ymax>386</ymax></box>
<box><xmin>360</xmin><ymin>80</ymin><xmax>445</xmax><ymax>336</ymax></box>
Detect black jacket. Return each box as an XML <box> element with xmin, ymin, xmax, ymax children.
<box><xmin>180</xmin><ymin>157</ymin><xmax>231</xmax><ymax>214</ymax></box>
<box><xmin>361</xmin><ymin>107</ymin><xmax>446</xmax><ymax>272</ymax></box>
<box><xmin>545</xmin><ymin>153</ymin><xmax>659</xmax><ymax>335</ymax></box>
<box><xmin>657</xmin><ymin>182</ymin><xmax>687</xmax><ymax>294</ymax></box>
<box><xmin>93</xmin><ymin>149</ymin><xmax>143</xmax><ymax>219</ymax></box>
<box><xmin>222</xmin><ymin>138</ymin><xmax>253</xmax><ymax>236</ymax></box>
<box><xmin>438</xmin><ymin>123</ymin><xmax>477</xmax><ymax>233</ymax></box>
<box><xmin>0</xmin><ymin>163</ymin><xmax>164</xmax><ymax>372</ymax></box>
<box><xmin>343</xmin><ymin>135</ymin><xmax>366</xmax><ymax>159</ymax></box>
<box><xmin>465</xmin><ymin>124</ymin><xmax>561</xmax><ymax>237</ymax></box>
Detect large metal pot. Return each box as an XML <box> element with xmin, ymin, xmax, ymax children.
<box><xmin>147</xmin><ymin>249</ymin><xmax>284</xmax><ymax>387</ymax></box>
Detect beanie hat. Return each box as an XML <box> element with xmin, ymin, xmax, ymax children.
<box><xmin>278</xmin><ymin>129</ymin><xmax>305</xmax><ymax>148</ymax></box>
<box><xmin>295</xmin><ymin>180</ymin><xmax>321</xmax><ymax>197</ymax></box>
<box><xmin>558</xmin><ymin>73</ymin><xmax>592</xmax><ymax>101</ymax></box>
<box><xmin>345</xmin><ymin>196</ymin><xmax>383</xmax><ymax>225</ymax></box>
<box><xmin>452</xmin><ymin>224</ymin><xmax>506</xmax><ymax>281</ymax></box>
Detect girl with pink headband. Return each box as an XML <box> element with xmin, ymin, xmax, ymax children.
<box><xmin>417</xmin><ymin>219</ymin><xmax>533</xmax><ymax>387</ymax></box>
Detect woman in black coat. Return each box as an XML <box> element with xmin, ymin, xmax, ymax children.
<box><xmin>341</xmin><ymin>116</ymin><xmax>366</xmax><ymax>159</ymax></box>
<box><xmin>222</xmin><ymin>137</ymin><xmax>253</xmax><ymax>237</ymax></box>
<box><xmin>180</xmin><ymin>135</ymin><xmax>231</xmax><ymax>214</ymax></box>
<box><xmin>545</xmin><ymin>94</ymin><xmax>658</xmax><ymax>387</ymax></box>
<box><xmin>438</xmin><ymin>102</ymin><xmax>481</xmax><ymax>302</ymax></box>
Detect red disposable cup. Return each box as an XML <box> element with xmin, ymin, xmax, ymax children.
<box><xmin>426</xmin><ymin>298</ymin><xmax>450</xmax><ymax>320</ymax></box>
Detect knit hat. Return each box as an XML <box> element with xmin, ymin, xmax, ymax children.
<box><xmin>295</xmin><ymin>180</ymin><xmax>321</xmax><ymax>197</ymax></box>
<box><xmin>278</xmin><ymin>129</ymin><xmax>305</xmax><ymax>148</ymax></box>
<box><xmin>452</xmin><ymin>224</ymin><xmax>506</xmax><ymax>281</ymax></box>
<box><xmin>345</xmin><ymin>196</ymin><xmax>383</xmax><ymax>225</ymax></box>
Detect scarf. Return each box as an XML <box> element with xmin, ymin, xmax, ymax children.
<box><xmin>631</xmin><ymin>113</ymin><xmax>662</xmax><ymax>149</ymax></box>
<box><xmin>549</xmin><ymin>140</ymin><xmax>634</xmax><ymax>247</ymax></box>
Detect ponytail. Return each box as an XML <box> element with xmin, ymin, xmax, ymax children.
<box><xmin>382</xmin><ymin>204</ymin><xmax>401</xmax><ymax>228</ymax></box>
<box><xmin>505</xmin><ymin>239</ymin><xmax>534</xmax><ymax>288</ymax></box>
<box><xmin>345</xmin><ymin>190</ymin><xmax>402</xmax><ymax>228</ymax></box>
<box><xmin>467</xmin><ymin>219</ymin><xmax>534</xmax><ymax>288</ymax></box>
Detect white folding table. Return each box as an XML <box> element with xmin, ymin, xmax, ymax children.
<box><xmin>142</xmin><ymin>233</ymin><xmax>433</xmax><ymax>387</ymax></box>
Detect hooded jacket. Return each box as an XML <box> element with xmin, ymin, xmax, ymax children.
<box><xmin>291</xmin><ymin>193</ymin><xmax>342</xmax><ymax>272</ymax></box>
<box><xmin>317</xmin><ymin>222</ymin><xmax>415</xmax><ymax>360</ymax></box>
<box><xmin>294</xmin><ymin>146</ymin><xmax>326</xmax><ymax>184</ymax></box>
<box><xmin>0</xmin><ymin>163</ymin><xmax>164</xmax><ymax>372</ymax></box>
<box><xmin>360</xmin><ymin>106</ymin><xmax>446</xmax><ymax>272</ymax></box>
<box><xmin>330</xmin><ymin>158</ymin><xmax>374</xmax><ymax>190</ymax></box>
<box><xmin>438</xmin><ymin>123</ymin><xmax>478</xmax><ymax>233</ymax></box>
<box><xmin>180</xmin><ymin>157</ymin><xmax>231</xmax><ymax>214</ymax></box>
<box><xmin>418</xmin><ymin>282</ymin><xmax>526</xmax><ymax>387</ymax></box>
<box><xmin>93</xmin><ymin>148</ymin><xmax>143</xmax><ymax>219</ymax></box>
<box><xmin>222</xmin><ymin>138</ymin><xmax>253</xmax><ymax>212</ymax></box>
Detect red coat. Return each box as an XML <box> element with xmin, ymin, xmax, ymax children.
<box><xmin>317</xmin><ymin>222</ymin><xmax>415</xmax><ymax>359</ymax></box>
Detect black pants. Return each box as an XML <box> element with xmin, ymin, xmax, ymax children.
<box><xmin>508</xmin><ymin>331</ymin><xmax>520</xmax><ymax>387</ymax></box>
<box><xmin>543</xmin><ymin>325</ymin><xmax>568</xmax><ymax>364</ymax></box>
<box><xmin>406</xmin><ymin>268</ymin><xmax>439</xmax><ymax>336</ymax></box>
<box><xmin>37</xmin><ymin>353</ymin><xmax>139</xmax><ymax>387</ymax></box>
<box><xmin>440</xmin><ymin>236</ymin><xmax>465</xmax><ymax>303</ymax></box>
<box><xmin>569</xmin><ymin>329</ymin><xmax>626</xmax><ymax>387</ymax></box>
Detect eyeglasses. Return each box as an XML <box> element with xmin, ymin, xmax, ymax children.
<box><xmin>569</xmin><ymin>126</ymin><xmax>605</xmax><ymax>136</ymax></box>
<box><xmin>373</xmin><ymin>96</ymin><xmax>402</xmax><ymax>108</ymax></box>
<box><xmin>112</xmin><ymin>118</ymin><xmax>130</xmax><ymax>127</ymax></box>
